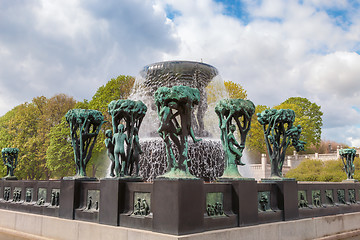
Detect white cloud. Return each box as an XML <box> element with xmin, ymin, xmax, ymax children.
<box><xmin>0</xmin><ymin>0</ymin><xmax>178</xmax><ymax>115</ymax></box>
<box><xmin>1</xmin><ymin>0</ymin><xmax>360</xmax><ymax>145</ymax></box>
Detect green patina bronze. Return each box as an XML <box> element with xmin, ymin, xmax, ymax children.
<box><xmin>215</xmin><ymin>99</ymin><xmax>255</xmax><ymax>179</ymax></box>
<box><xmin>339</xmin><ymin>148</ymin><xmax>356</xmax><ymax>180</ymax></box>
<box><xmin>257</xmin><ymin>109</ymin><xmax>306</xmax><ymax>179</ymax></box>
<box><xmin>1</xmin><ymin>147</ymin><xmax>19</xmax><ymax>180</ymax></box>
<box><xmin>108</xmin><ymin>99</ymin><xmax>147</xmax><ymax>177</ymax></box>
<box><xmin>65</xmin><ymin>109</ymin><xmax>105</xmax><ymax>178</ymax></box>
<box><xmin>154</xmin><ymin>85</ymin><xmax>201</xmax><ymax>179</ymax></box>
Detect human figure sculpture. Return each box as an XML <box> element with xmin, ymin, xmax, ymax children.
<box><xmin>104</xmin><ymin>130</ymin><xmax>115</xmax><ymax>177</ymax></box>
<box><xmin>349</xmin><ymin>190</ymin><xmax>356</xmax><ymax>204</ymax></box>
<box><xmin>1</xmin><ymin>148</ymin><xmax>19</xmax><ymax>180</ymax></box>
<box><xmin>37</xmin><ymin>197</ymin><xmax>45</xmax><ymax>205</ymax></box>
<box><xmin>51</xmin><ymin>192</ymin><xmax>56</xmax><ymax>206</ymax></box>
<box><xmin>65</xmin><ymin>109</ymin><xmax>105</xmax><ymax>178</ymax></box>
<box><xmin>25</xmin><ymin>189</ymin><xmax>32</xmax><ymax>203</ymax></box>
<box><xmin>206</xmin><ymin>204</ymin><xmax>215</xmax><ymax>216</ymax></box>
<box><xmin>55</xmin><ymin>192</ymin><xmax>60</xmax><ymax>206</ymax></box>
<box><xmin>113</xmin><ymin>124</ymin><xmax>129</xmax><ymax>177</ymax></box>
<box><xmin>337</xmin><ymin>190</ymin><xmax>346</xmax><ymax>204</ymax></box>
<box><xmin>108</xmin><ymin>100</ymin><xmax>147</xmax><ymax>177</ymax></box>
<box><xmin>129</xmin><ymin>127</ymin><xmax>143</xmax><ymax>176</ymax></box>
<box><xmin>154</xmin><ymin>85</ymin><xmax>201</xmax><ymax>178</ymax></box>
<box><xmin>228</xmin><ymin>125</ymin><xmax>245</xmax><ymax>166</ymax></box>
<box><xmin>259</xmin><ymin>194</ymin><xmax>269</xmax><ymax>211</ymax></box>
<box><xmin>133</xmin><ymin>198</ymin><xmax>142</xmax><ymax>215</ymax></box>
<box><xmin>140</xmin><ymin>199</ymin><xmax>150</xmax><ymax>216</ymax></box>
<box><xmin>339</xmin><ymin>149</ymin><xmax>356</xmax><ymax>180</ymax></box>
<box><xmin>298</xmin><ymin>192</ymin><xmax>308</xmax><ymax>208</ymax></box>
<box><xmin>325</xmin><ymin>191</ymin><xmax>334</xmax><ymax>205</ymax></box>
<box><xmin>87</xmin><ymin>196</ymin><xmax>92</xmax><ymax>210</ymax></box>
<box><xmin>313</xmin><ymin>192</ymin><xmax>321</xmax><ymax>207</ymax></box>
<box><xmin>257</xmin><ymin>109</ymin><xmax>305</xmax><ymax>178</ymax></box>
<box><xmin>215</xmin><ymin>99</ymin><xmax>255</xmax><ymax>179</ymax></box>
<box><xmin>4</xmin><ymin>188</ymin><xmax>10</xmax><ymax>201</ymax></box>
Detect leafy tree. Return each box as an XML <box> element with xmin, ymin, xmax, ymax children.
<box><xmin>246</xmin><ymin>105</ymin><xmax>269</xmax><ymax>158</ymax></box>
<box><xmin>46</xmin><ymin>117</ymin><xmax>76</xmax><ymax>178</ymax></box>
<box><xmin>224</xmin><ymin>81</ymin><xmax>247</xmax><ymax>99</ymax></box>
<box><xmin>0</xmin><ymin>94</ymin><xmax>76</xmax><ymax>179</ymax></box>
<box><xmin>206</xmin><ymin>80</ymin><xmax>247</xmax><ymax>104</ymax></box>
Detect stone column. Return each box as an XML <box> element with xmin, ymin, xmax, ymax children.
<box><xmin>99</xmin><ymin>179</ymin><xmax>125</xmax><ymax>226</ymax></box>
<box><xmin>261</xmin><ymin>154</ymin><xmax>267</xmax><ymax>178</ymax></box>
<box><xmin>287</xmin><ymin>157</ymin><xmax>292</xmax><ymax>168</ymax></box>
<box><xmin>232</xmin><ymin>179</ymin><xmax>258</xmax><ymax>226</ymax></box>
<box><xmin>59</xmin><ymin>179</ymin><xmax>81</xmax><ymax>219</ymax></box>
<box><xmin>152</xmin><ymin>179</ymin><xmax>204</xmax><ymax>235</ymax></box>
<box><xmin>276</xmin><ymin>180</ymin><xmax>299</xmax><ymax>221</ymax></box>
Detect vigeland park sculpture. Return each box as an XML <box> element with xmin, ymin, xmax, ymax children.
<box><xmin>215</xmin><ymin>99</ymin><xmax>255</xmax><ymax>179</ymax></box>
<box><xmin>257</xmin><ymin>109</ymin><xmax>306</xmax><ymax>179</ymax></box>
<box><xmin>107</xmin><ymin>99</ymin><xmax>147</xmax><ymax>177</ymax></box>
<box><xmin>154</xmin><ymin>85</ymin><xmax>201</xmax><ymax>179</ymax></box>
<box><xmin>65</xmin><ymin>109</ymin><xmax>105</xmax><ymax>178</ymax></box>
<box><xmin>1</xmin><ymin>147</ymin><xmax>19</xmax><ymax>180</ymax></box>
<box><xmin>339</xmin><ymin>148</ymin><xmax>357</xmax><ymax>181</ymax></box>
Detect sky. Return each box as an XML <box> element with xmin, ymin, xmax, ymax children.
<box><xmin>0</xmin><ymin>0</ymin><xmax>360</xmax><ymax>147</ymax></box>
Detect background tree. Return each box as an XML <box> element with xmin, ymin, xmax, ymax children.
<box><xmin>246</xmin><ymin>105</ymin><xmax>270</xmax><ymax>158</ymax></box>
<box><xmin>206</xmin><ymin>80</ymin><xmax>247</xmax><ymax>104</ymax></box>
<box><xmin>0</xmin><ymin>94</ymin><xmax>76</xmax><ymax>179</ymax></box>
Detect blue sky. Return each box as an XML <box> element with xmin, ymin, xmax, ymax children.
<box><xmin>0</xmin><ymin>0</ymin><xmax>360</xmax><ymax>147</ymax></box>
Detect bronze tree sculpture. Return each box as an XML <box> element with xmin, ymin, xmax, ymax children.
<box><xmin>215</xmin><ymin>99</ymin><xmax>255</xmax><ymax>179</ymax></box>
<box><xmin>339</xmin><ymin>148</ymin><xmax>356</xmax><ymax>180</ymax></box>
<box><xmin>154</xmin><ymin>85</ymin><xmax>201</xmax><ymax>179</ymax></box>
<box><xmin>257</xmin><ymin>109</ymin><xmax>305</xmax><ymax>178</ymax></box>
<box><xmin>1</xmin><ymin>147</ymin><xmax>19</xmax><ymax>180</ymax></box>
<box><xmin>108</xmin><ymin>99</ymin><xmax>147</xmax><ymax>177</ymax></box>
<box><xmin>65</xmin><ymin>109</ymin><xmax>105</xmax><ymax>178</ymax></box>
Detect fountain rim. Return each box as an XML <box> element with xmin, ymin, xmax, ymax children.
<box><xmin>139</xmin><ymin>60</ymin><xmax>219</xmax><ymax>78</ymax></box>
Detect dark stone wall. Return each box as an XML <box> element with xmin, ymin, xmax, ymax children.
<box><xmin>1</xmin><ymin>179</ymin><xmax>360</xmax><ymax>235</ymax></box>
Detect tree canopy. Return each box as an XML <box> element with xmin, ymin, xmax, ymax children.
<box><xmin>0</xmin><ymin>94</ymin><xmax>76</xmax><ymax>179</ymax></box>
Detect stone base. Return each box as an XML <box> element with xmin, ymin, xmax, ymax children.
<box><xmin>2</xmin><ymin>176</ymin><xmax>18</xmax><ymax>180</ymax></box>
<box><xmin>2</xmin><ymin>209</ymin><xmax>360</xmax><ymax>240</ymax></box>
<box><xmin>216</xmin><ymin>177</ymin><xmax>255</xmax><ymax>182</ymax></box>
<box><xmin>63</xmin><ymin>176</ymin><xmax>97</xmax><ymax>181</ymax></box>
<box><xmin>342</xmin><ymin>179</ymin><xmax>359</xmax><ymax>183</ymax></box>
<box><xmin>261</xmin><ymin>178</ymin><xmax>296</xmax><ymax>182</ymax></box>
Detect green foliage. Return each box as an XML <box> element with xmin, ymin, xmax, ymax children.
<box><xmin>286</xmin><ymin>159</ymin><xmax>324</xmax><ymax>181</ymax></box>
<box><xmin>285</xmin><ymin>158</ymin><xmax>357</xmax><ymax>182</ymax></box>
<box><xmin>224</xmin><ymin>81</ymin><xmax>247</xmax><ymax>99</ymax></box>
<box><xmin>247</xmin><ymin>105</ymin><xmax>270</xmax><ymax>156</ymax></box>
<box><xmin>0</xmin><ymin>94</ymin><xmax>76</xmax><ymax>179</ymax></box>
<box><xmin>46</xmin><ymin>117</ymin><xmax>76</xmax><ymax>178</ymax></box>
<box><xmin>206</xmin><ymin>80</ymin><xmax>247</xmax><ymax>104</ymax></box>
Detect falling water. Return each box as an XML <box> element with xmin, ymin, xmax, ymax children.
<box><xmin>123</xmin><ymin>61</ymin><xmax>254</xmax><ymax>181</ymax></box>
